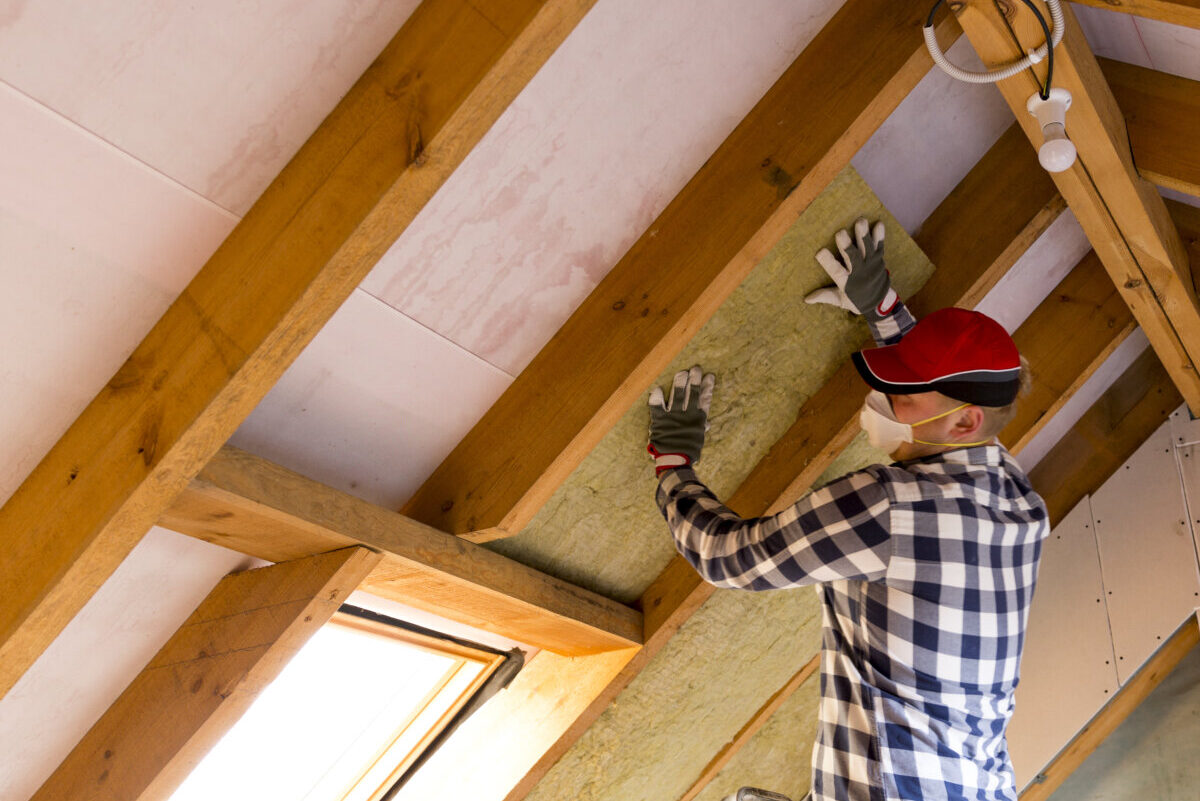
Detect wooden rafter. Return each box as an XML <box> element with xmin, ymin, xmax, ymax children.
<box><xmin>30</xmin><ymin>547</ymin><xmax>379</xmax><ymax>801</ymax></box>
<box><xmin>403</xmin><ymin>0</ymin><xmax>964</xmax><ymax>541</ymax></box>
<box><xmin>1019</xmin><ymin>613</ymin><xmax>1200</xmax><ymax>800</ymax></box>
<box><xmin>161</xmin><ymin>446</ymin><xmax>642</xmax><ymax>656</ymax></box>
<box><xmin>0</xmin><ymin>0</ymin><xmax>596</xmax><ymax>701</ymax></box>
<box><xmin>1072</xmin><ymin>0</ymin><xmax>1200</xmax><ymax>28</ymax></box>
<box><xmin>954</xmin><ymin>1</ymin><xmax>1200</xmax><ymax>414</ymax></box>
<box><xmin>1103</xmin><ymin>58</ymin><xmax>1200</xmax><ymax>197</ymax></box>
<box><xmin>503</xmin><ymin>121</ymin><xmax>1060</xmax><ymax>801</ymax></box>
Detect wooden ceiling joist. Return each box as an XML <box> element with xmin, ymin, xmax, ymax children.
<box><xmin>403</xmin><ymin>0</ymin><xmax>964</xmax><ymax>541</ymax></box>
<box><xmin>161</xmin><ymin>446</ymin><xmax>642</xmax><ymax>656</ymax></box>
<box><xmin>30</xmin><ymin>547</ymin><xmax>379</xmax><ymax>801</ymax></box>
<box><xmin>1072</xmin><ymin>0</ymin><xmax>1200</xmax><ymax>28</ymax></box>
<box><xmin>0</xmin><ymin>0</ymin><xmax>595</xmax><ymax>701</ymax></box>
<box><xmin>1103</xmin><ymin>58</ymin><xmax>1200</xmax><ymax>198</ymax></box>
<box><xmin>955</xmin><ymin>1</ymin><xmax>1200</xmax><ymax>415</ymax></box>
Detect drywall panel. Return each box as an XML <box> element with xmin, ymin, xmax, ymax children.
<box><xmin>0</xmin><ymin>0</ymin><xmax>419</xmax><ymax>213</ymax></box>
<box><xmin>1016</xmin><ymin>330</ymin><xmax>1150</xmax><ymax>473</ymax></box>
<box><xmin>1048</xmin><ymin>627</ymin><xmax>1200</xmax><ymax>801</ymax></box>
<box><xmin>361</xmin><ymin>0</ymin><xmax>844</xmax><ymax>375</ymax></box>
<box><xmin>693</xmin><ymin>674</ymin><xmax>822</xmax><ymax>801</ymax></box>
<box><xmin>1090</xmin><ymin>420</ymin><xmax>1200</xmax><ymax>683</ymax></box>
<box><xmin>231</xmin><ymin>290</ymin><xmax>513</xmax><ymax>509</ymax></box>
<box><xmin>852</xmin><ymin>36</ymin><xmax>1013</xmax><ymax>235</ymax></box>
<box><xmin>0</xmin><ymin>81</ymin><xmax>237</xmax><ymax>507</ymax></box>
<box><xmin>486</xmin><ymin>168</ymin><xmax>935</xmax><ymax>603</ymax></box>
<box><xmin>973</xmin><ymin>210</ymin><xmax>1092</xmax><ymax>334</ymax></box>
<box><xmin>1074</xmin><ymin>3</ymin><xmax>1200</xmax><ymax>81</ymax></box>
<box><xmin>0</xmin><ymin>528</ymin><xmax>259</xmax><ymax>801</ymax></box>
<box><xmin>1006</xmin><ymin>498</ymin><xmax>1119</xmax><ymax>788</ymax></box>
<box><xmin>525</xmin><ymin>585</ymin><xmax>825</xmax><ymax>801</ymax></box>
<box><xmin>1167</xmin><ymin>407</ymin><xmax>1200</xmax><ymax>593</ymax></box>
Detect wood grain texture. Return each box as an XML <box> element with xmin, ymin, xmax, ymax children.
<box><xmin>30</xmin><ymin>547</ymin><xmax>380</xmax><ymax>801</ymax></box>
<box><xmin>1072</xmin><ymin>0</ymin><xmax>1200</xmax><ymax>28</ymax></box>
<box><xmin>402</xmin><ymin>0</ymin><xmax>964</xmax><ymax>539</ymax></box>
<box><xmin>955</xmin><ymin>0</ymin><xmax>1200</xmax><ymax>413</ymax></box>
<box><xmin>0</xmin><ymin>0</ymin><xmax>595</xmax><ymax>701</ymax></box>
<box><xmin>1019</xmin><ymin>613</ymin><xmax>1200</xmax><ymax>800</ymax></box>
<box><xmin>1103</xmin><ymin>58</ymin><xmax>1200</xmax><ymax>198</ymax></box>
<box><xmin>161</xmin><ymin>447</ymin><xmax>642</xmax><ymax>655</ymax></box>
<box><xmin>1031</xmin><ymin>347</ymin><xmax>1182</xmax><ymax>526</ymax></box>
<box><xmin>1002</xmin><ymin>251</ymin><xmax>1136</xmax><ymax>453</ymax></box>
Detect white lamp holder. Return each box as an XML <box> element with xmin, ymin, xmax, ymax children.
<box><xmin>1026</xmin><ymin>88</ymin><xmax>1076</xmax><ymax>173</ymax></box>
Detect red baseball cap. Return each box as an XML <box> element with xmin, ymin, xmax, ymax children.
<box><xmin>852</xmin><ymin>307</ymin><xmax>1021</xmax><ymax>406</ymax></box>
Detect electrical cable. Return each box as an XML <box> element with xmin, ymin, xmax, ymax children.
<box><xmin>923</xmin><ymin>0</ymin><xmax>1064</xmax><ymax>86</ymax></box>
<box><xmin>1016</xmin><ymin>0</ymin><xmax>1054</xmax><ymax>98</ymax></box>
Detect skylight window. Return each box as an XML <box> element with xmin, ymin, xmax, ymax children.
<box><xmin>169</xmin><ymin>607</ymin><xmax>508</xmax><ymax>801</ymax></box>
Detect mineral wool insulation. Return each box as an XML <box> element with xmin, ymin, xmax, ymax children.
<box><xmin>498</xmin><ymin>167</ymin><xmax>936</xmax><ymax>801</ymax></box>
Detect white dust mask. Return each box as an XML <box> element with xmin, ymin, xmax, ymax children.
<box><xmin>859</xmin><ymin>390</ymin><xmax>989</xmax><ymax>452</ymax></box>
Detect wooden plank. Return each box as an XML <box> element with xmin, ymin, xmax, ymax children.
<box><xmin>1019</xmin><ymin>613</ymin><xmax>1200</xmax><ymax>800</ymax></box>
<box><xmin>677</xmin><ymin>654</ymin><xmax>821</xmax><ymax>801</ymax></box>
<box><xmin>1030</xmin><ymin>347</ymin><xmax>1182</xmax><ymax>526</ymax></box>
<box><xmin>1102</xmin><ymin>58</ymin><xmax>1200</xmax><ymax>198</ymax></box>
<box><xmin>1002</xmin><ymin>250</ymin><xmax>1136</xmax><ymax>453</ymax></box>
<box><xmin>0</xmin><ymin>0</ymin><xmax>595</xmax><ymax>701</ymax></box>
<box><xmin>403</xmin><ymin>0</ymin><xmax>965</xmax><ymax>540</ymax></box>
<box><xmin>30</xmin><ymin>547</ymin><xmax>380</xmax><ymax>801</ymax></box>
<box><xmin>161</xmin><ymin>447</ymin><xmax>642</xmax><ymax>656</ymax></box>
<box><xmin>506</xmin><ymin>116</ymin><xmax>1062</xmax><ymax>801</ymax></box>
<box><xmin>955</xmin><ymin>1</ymin><xmax>1200</xmax><ymax>414</ymax></box>
<box><xmin>1072</xmin><ymin>0</ymin><xmax>1200</xmax><ymax>28</ymax></box>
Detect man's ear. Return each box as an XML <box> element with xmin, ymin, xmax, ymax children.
<box><xmin>953</xmin><ymin>405</ymin><xmax>986</xmax><ymax>439</ymax></box>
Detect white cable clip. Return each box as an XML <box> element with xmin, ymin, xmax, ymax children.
<box><xmin>1027</xmin><ymin>47</ymin><xmax>1044</xmax><ymax>64</ymax></box>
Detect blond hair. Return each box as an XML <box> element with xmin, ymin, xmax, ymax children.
<box><xmin>978</xmin><ymin>355</ymin><xmax>1032</xmax><ymax>439</ymax></box>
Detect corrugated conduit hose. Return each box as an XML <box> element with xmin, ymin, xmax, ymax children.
<box><xmin>923</xmin><ymin>0</ymin><xmax>1064</xmax><ymax>84</ymax></box>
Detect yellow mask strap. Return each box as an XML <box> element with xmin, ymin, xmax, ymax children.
<box><xmin>910</xmin><ymin>402</ymin><xmax>993</xmax><ymax>448</ymax></box>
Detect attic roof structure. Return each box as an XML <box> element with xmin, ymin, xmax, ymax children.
<box><xmin>2</xmin><ymin>1</ymin><xmax>1200</xmax><ymax>800</ymax></box>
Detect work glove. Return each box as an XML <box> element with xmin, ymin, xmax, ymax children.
<box><xmin>805</xmin><ymin>218</ymin><xmax>898</xmax><ymax>321</ymax></box>
<box><xmin>647</xmin><ymin>366</ymin><xmax>715</xmax><ymax>476</ymax></box>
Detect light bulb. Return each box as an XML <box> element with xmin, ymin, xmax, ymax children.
<box><xmin>1026</xmin><ymin>88</ymin><xmax>1076</xmax><ymax>173</ymax></box>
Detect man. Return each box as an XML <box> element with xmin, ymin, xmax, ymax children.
<box><xmin>647</xmin><ymin>219</ymin><xmax>1048</xmax><ymax>801</ymax></box>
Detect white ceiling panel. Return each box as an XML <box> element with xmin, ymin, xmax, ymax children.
<box><xmin>974</xmin><ymin>209</ymin><xmax>1093</xmax><ymax>334</ymax></box>
<box><xmin>1073</xmin><ymin>2</ymin><xmax>1200</xmax><ymax>80</ymax></box>
<box><xmin>0</xmin><ymin>527</ymin><xmax>259</xmax><ymax>801</ymax></box>
<box><xmin>231</xmin><ymin>290</ymin><xmax>513</xmax><ymax>509</ymax></box>
<box><xmin>0</xmin><ymin>0</ymin><xmax>420</xmax><ymax>214</ymax></box>
<box><xmin>0</xmin><ymin>82</ymin><xmax>236</xmax><ymax>506</ymax></box>
<box><xmin>360</xmin><ymin>0</ymin><xmax>844</xmax><ymax>375</ymax></box>
<box><xmin>853</xmin><ymin>36</ymin><xmax>1014</xmax><ymax>234</ymax></box>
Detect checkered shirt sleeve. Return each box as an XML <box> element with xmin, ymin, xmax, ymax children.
<box><xmin>867</xmin><ymin>298</ymin><xmax>915</xmax><ymax>346</ymax></box>
<box><xmin>656</xmin><ymin>467</ymin><xmax>893</xmax><ymax>589</ymax></box>
<box><xmin>656</xmin><ymin>446</ymin><xmax>1049</xmax><ymax>801</ymax></box>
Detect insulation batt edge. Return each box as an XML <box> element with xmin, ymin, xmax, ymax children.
<box><xmin>488</xmin><ymin>167</ymin><xmax>932</xmax><ymax>604</ymax></box>
<box><xmin>514</xmin><ymin>168</ymin><xmax>935</xmax><ymax>801</ymax></box>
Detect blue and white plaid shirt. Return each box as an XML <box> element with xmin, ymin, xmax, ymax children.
<box><xmin>655</xmin><ymin>303</ymin><xmax>1048</xmax><ymax>800</ymax></box>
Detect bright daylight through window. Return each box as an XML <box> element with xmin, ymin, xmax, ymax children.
<box><xmin>169</xmin><ymin>607</ymin><xmax>507</xmax><ymax>801</ymax></box>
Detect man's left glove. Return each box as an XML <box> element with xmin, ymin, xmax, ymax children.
<box><xmin>648</xmin><ymin>366</ymin><xmax>715</xmax><ymax>476</ymax></box>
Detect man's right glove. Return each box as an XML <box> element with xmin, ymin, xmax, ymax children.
<box><xmin>647</xmin><ymin>366</ymin><xmax>714</xmax><ymax>476</ymax></box>
<box><xmin>805</xmin><ymin>217</ymin><xmax>898</xmax><ymax>321</ymax></box>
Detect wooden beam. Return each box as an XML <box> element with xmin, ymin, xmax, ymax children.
<box><xmin>1072</xmin><ymin>0</ymin><xmax>1200</xmax><ymax>28</ymax></box>
<box><xmin>955</xmin><ymin>1</ymin><xmax>1200</xmax><ymax>414</ymax></box>
<box><xmin>677</xmin><ymin>654</ymin><xmax>821</xmax><ymax>801</ymax></box>
<box><xmin>1020</xmin><ymin>613</ymin><xmax>1200</xmax><ymax>800</ymax></box>
<box><xmin>1030</xmin><ymin>346</ymin><xmax>1182</xmax><ymax>526</ymax></box>
<box><xmin>0</xmin><ymin>0</ymin><xmax>595</xmax><ymax>700</ymax></box>
<box><xmin>161</xmin><ymin>447</ymin><xmax>642</xmax><ymax>656</ymax></box>
<box><xmin>30</xmin><ymin>547</ymin><xmax>380</xmax><ymax>801</ymax></box>
<box><xmin>504</xmin><ymin>119</ymin><xmax>1061</xmax><ymax>801</ymax></box>
<box><xmin>403</xmin><ymin>0</ymin><xmax>964</xmax><ymax>540</ymax></box>
<box><xmin>1102</xmin><ymin>58</ymin><xmax>1200</xmax><ymax>197</ymax></box>
<box><xmin>1002</xmin><ymin>250</ymin><xmax>1136</xmax><ymax>453</ymax></box>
